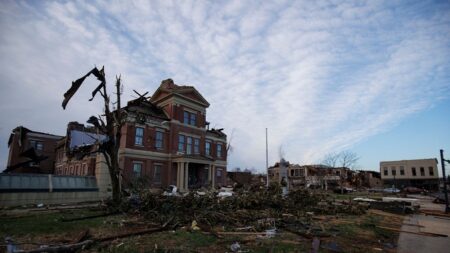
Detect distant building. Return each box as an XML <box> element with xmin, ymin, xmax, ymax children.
<box><xmin>355</xmin><ymin>170</ymin><xmax>382</xmax><ymax>188</ymax></box>
<box><xmin>268</xmin><ymin>162</ymin><xmax>353</xmax><ymax>189</ymax></box>
<box><xmin>380</xmin><ymin>158</ymin><xmax>439</xmax><ymax>190</ymax></box>
<box><xmin>227</xmin><ymin>171</ymin><xmax>252</xmax><ymax>186</ymax></box>
<box><xmin>5</xmin><ymin>126</ymin><xmax>63</xmax><ymax>174</ymax></box>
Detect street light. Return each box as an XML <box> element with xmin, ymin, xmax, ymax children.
<box><xmin>392</xmin><ymin>169</ymin><xmax>396</xmax><ymax>191</ymax></box>
<box><xmin>440</xmin><ymin>149</ymin><xmax>450</xmax><ymax>213</ymax></box>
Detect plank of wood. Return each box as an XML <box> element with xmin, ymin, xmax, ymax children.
<box><xmin>377</xmin><ymin>226</ymin><xmax>448</xmax><ymax>237</ymax></box>
<box><xmin>420</xmin><ymin>210</ymin><xmax>450</xmax><ymax>218</ymax></box>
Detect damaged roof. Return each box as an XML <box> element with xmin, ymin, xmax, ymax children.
<box><xmin>69</xmin><ymin>130</ymin><xmax>107</xmax><ymax>149</ymax></box>
<box><xmin>8</xmin><ymin>126</ymin><xmax>63</xmax><ymax>147</ymax></box>
<box><xmin>207</xmin><ymin>128</ymin><xmax>227</xmax><ymax>139</ymax></box>
<box><xmin>124</xmin><ymin>98</ymin><xmax>169</xmax><ymax>120</ymax></box>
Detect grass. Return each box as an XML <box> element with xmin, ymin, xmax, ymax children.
<box><xmin>0</xmin><ymin>206</ymin><xmax>401</xmax><ymax>253</ymax></box>
<box><xmin>0</xmin><ymin>209</ymin><xmax>120</xmax><ymax>237</ymax></box>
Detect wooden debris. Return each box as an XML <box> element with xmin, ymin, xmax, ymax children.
<box><xmin>420</xmin><ymin>210</ymin><xmax>450</xmax><ymax>218</ymax></box>
<box><xmin>377</xmin><ymin>226</ymin><xmax>448</xmax><ymax>237</ymax></box>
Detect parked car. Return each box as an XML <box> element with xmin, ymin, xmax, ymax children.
<box><xmin>333</xmin><ymin>187</ymin><xmax>355</xmax><ymax>194</ymax></box>
<box><xmin>368</xmin><ymin>188</ymin><xmax>384</xmax><ymax>192</ymax></box>
<box><xmin>403</xmin><ymin>186</ymin><xmax>427</xmax><ymax>194</ymax></box>
<box><xmin>383</xmin><ymin>187</ymin><xmax>400</xmax><ymax>193</ymax></box>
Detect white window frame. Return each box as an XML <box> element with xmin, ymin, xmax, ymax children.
<box><xmin>153</xmin><ymin>164</ymin><xmax>162</xmax><ymax>183</ymax></box>
<box><xmin>217</xmin><ymin>144</ymin><xmax>222</xmax><ymax>158</ymax></box>
<box><xmin>155</xmin><ymin>131</ymin><xmax>163</xmax><ymax>149</ymax></box>
<box><xmin>205</xmin><ymin>141</ymin><xmax>211</xmax><ymax>155</ymax></box>
<box><xmin>186</xmin><ymin>137</ymin><xmax>192</xmax><ymax>155</ymax></box>
<box><xmin>135</xmin><ymin>127</ymin><xmax>144</xmax><ymax>146</ymax></box>
<box><xmin>194</xmin><ymin>138</ymin><xmax>200</xmax><ymax>154</ymax></box>
<box><xmin>133</xmin><ymin>162</ymin><xmax>143</xmax><ymax>178</ymax></box>
<box><xmin>178</xmin><ymin>135</ymin><xmax>185</xmax><ymax>152</ymax></box>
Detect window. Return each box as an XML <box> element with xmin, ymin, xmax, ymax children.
<box><xmin>217</xmin><ymin>144</ymin><xmax>222</xmax><ymax>157</ymax></box>
<box><xmin>420</xmin><ymin>167</ymin><xmax>425</xmax><ymax>176</ymax></box>
<box><xmin>190</xmin><ymin>113</ymin><xmax>197</xmax><ymax>126</ymax></box>
<box><xmin>36</xmin><ymin>142</ymin><xmax>43</xmax><ymax>150</ymax></box>
<box><xmin>178</xmin><ymin>135</ymin><xmax>185</xmax><ymax>152</ymax></box>
<box><xmin>183</xmin><ymin>111</ymin><xmax>197</xmax><ymax>126</ymax></box>
<box><xmin>133</xmin><ymin>162</ymin><xmax>142</xmax><ymax>178</ymax></box>
<box><xmin>135</xmin><ymin>127</ymin><xmax>144</xmax><ymax>145</ymax></box>
<box><xmin>400</xmin><ymin>166</ymin><xmax>405</xmax><ymax>175</ymax></box>
<box><xmin>383</xmin><ymin>168</ymin><xmax>388</xmax><ymax>176</ymax></box>
<box><xmin>153</xmin><ymin>164</ymin><xmax>161</xmax><ymax>183</ymax></box>
<box><xmin>391</xmin><ymin>168</ymin><xmax>396</xmax><ymax>176</ymax></box>
<box><xmin>412</xmin><ymin>167</ymin><xmax>417</xmax><ymax>176</ymax></box>
<box><xmin>205</xmin><ymin>141</ymin><xmax>211</xmax><ymax>155</ymax></box>
<box><xmin>155</xmin><ymin>131</ymin><xmax>163</xmax><ymax>149</ymax></box>
<box><xmin>186</xmin><ymin>137</ymin><xmax>192</xmax><ymax>154</ymax></box>
<box><xmin>184</xmin><ymin>111</ymin><xmax>189</xmax><ymax>124</ymax></box>
<box><xmin>429</xmin><ymin>167</ymin><xmax>434</xmax><ymax>176</ymax></box>
<box><xmin>30</xmin><ymin>140</ymin><xmax>43</xmax><ymax>150</ymax></box>
<box><xmin>290</xmin><ymin>170</ymin><xmax>294</xmax><ymax>176</ymax></box>
<box><xmin>216</xmin><ymin>169</ymin><xmax>222</xmax><ymax>182</ymax></box>
<box><xmin>194</xmin><ymin>138</ymin><xmax>200</xmax><ymax>154</ymax></box>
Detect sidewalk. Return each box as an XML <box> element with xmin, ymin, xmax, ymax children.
<box><xmin>397</xmin><ymin>195</ymin><xmax>450</xmax><ymax>253</ymax></box>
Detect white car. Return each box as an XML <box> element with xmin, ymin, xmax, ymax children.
<box><xmin>383</xmin><ymin>187</ymin><xmax>400</xmax><ymax>193</ymax></box>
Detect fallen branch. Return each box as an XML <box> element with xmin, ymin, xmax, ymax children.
<box><xmin>97</xmin><ymin>217</ymin><xmax>174</xmax><ymax>242</ymax></box>
<box><xmin>60</xmin><ymin>212</ymin><xmax>118</xmax><ymax>222</ymax></box>
<box><xmin>97</xmin><ymin>226</ymin><xmax>166</xmax><ymax>242</ymax></box>
<box><xmin>15</xmin><ymin>240</ymin><xmax>94</xmax><ymax>253</ymax></box>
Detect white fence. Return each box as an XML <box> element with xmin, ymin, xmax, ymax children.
<box><xmin>0</xmin><ymin>173</ymin><xmax>107</xmax><ymax>207</ymax></box>
<box><xmin>0</xmin><ymin>173</ymin><xmax>97</xmax><ymax>192</ymax></box>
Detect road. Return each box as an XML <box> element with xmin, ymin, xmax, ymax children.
<box><xmin>397</xmin><ymin>195</ymin><xmax>450</xmax><ymax>253</ymax></box>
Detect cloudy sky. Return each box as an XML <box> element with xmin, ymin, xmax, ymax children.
<box><xmin>1</xmin><ymin>0</ymin><xmax>449</xmax><ymax>173</ymax></box>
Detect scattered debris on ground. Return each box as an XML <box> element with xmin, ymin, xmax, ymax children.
<box><xmin>2</xmin><ymin>186</ymin><xmax>409</xmax><ymax>252</ymax></box>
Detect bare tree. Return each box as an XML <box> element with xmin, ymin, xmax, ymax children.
<box><xmin>322</xmin><ymin>151</ymin><xmax>359</xmax><ymax>193</ymax></box>
<box><xmin>338</xmin><ymin>151</ymin><xmax>359</xmax><ymax>170</ymax></box>
<box><xmin>322</xmin><ymin>153</ymin><xmax>339</xmax><ymax>168</ymax></box>
<box><xmin>226</xmin><ymin>128</ymin><xmax>235</xmax><ymax>155</ymax></box>
<box><xmin>62</xmin><ymin>66</ymin><xmax>125</xmax><ymax>205</ymax></box>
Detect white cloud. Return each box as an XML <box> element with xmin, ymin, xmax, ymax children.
<box><xmin>0</xmin><ymin>0</ymin><xmax>449</xmax><ymax>172</ymax></box>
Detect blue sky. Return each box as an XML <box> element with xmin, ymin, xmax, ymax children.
<box><xmin>0</xmin><ymin>0</ymin><xmax>449</xmax><ymax>173</ymax></box>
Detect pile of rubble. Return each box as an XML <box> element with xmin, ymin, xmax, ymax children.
<box><xmin>119</xmin><ymin>184</ymin><xmax>367</xmax><ymax>236</ymax></box>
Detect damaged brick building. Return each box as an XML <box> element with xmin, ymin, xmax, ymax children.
<box><xmin>54</xmin><ymin>122</ymin><xmax>106</xmax><ymax>177</ymax></box>
<box><xmin>6</xmin><ymin>79</ymin><xmax>227</xmax><ymax>193</ymax></box>
<box><xmin>268</xmin><ymin>162</ymin><xmax>355</xmax><ymax>190</ymax></box>
<box><xmin>6</xmin><ymin>126</ymin><xmax>63</xmax><ymax>174</ymax></box>
<box><xmin>119</xmin><ymin>79</ymin><xmax>227</xmax><ymax>191</ymax></box>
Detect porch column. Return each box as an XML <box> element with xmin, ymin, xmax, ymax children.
<box><xmin>184</xmin><ymin>162</ymin><xmax>189</xmax><ymax>191</ymax></box>
<box><xmin>208</xmin><ymin>164</ymin><xmax>212</xmax><ymax>183</ymax></box>
<box><xmin>176</xmin><ymin>162</ymin><xmax>182</xmax><ymax>190</ymax></box>
<box><xmin>211</xmin><ymin>165</ymin><xmax>216</xmax><ymax>188</ymax></box>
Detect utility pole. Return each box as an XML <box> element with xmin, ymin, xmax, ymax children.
<box><xmin>440</xmin><ymin>149</ymin><xmax>450</xmax><ymax>213</ymax></box>
<box><xmin>266</xmin><ymin>128</ymin><xmax>269</xmax><ymax>187</ymax></box>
